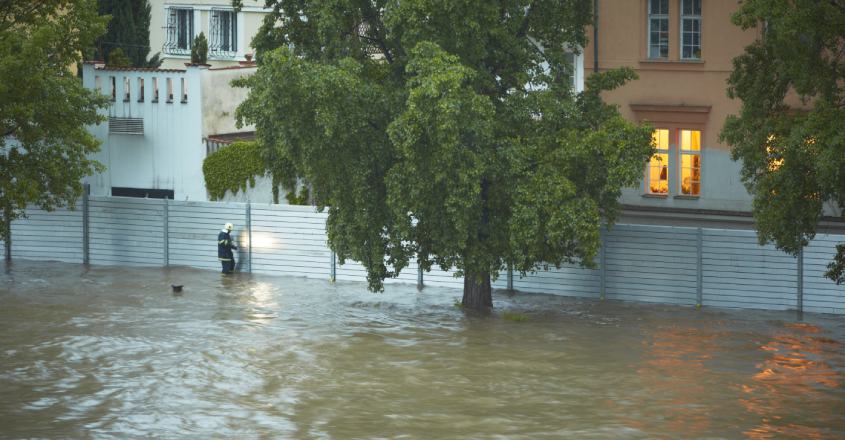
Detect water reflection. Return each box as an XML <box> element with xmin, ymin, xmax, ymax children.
<box><xmin>1</xmin><ymin>261</ymin><xmax>844</xmax><ymax>439</ymax></box>
<box><xmin>614</xmin><ymin>321</ymin><xmax>718</xmax><ymax>438</ymax></box>
<box><xmin>742</xmin><ymin>322</ymin><xmax>843</xmax><ymax>439</ymax></box>
<box><xmin>247</xmin><ymin>281</ymin><xmax>280</xmax><ymax>323</ymax></box>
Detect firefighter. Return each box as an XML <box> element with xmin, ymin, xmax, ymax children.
<box><xmin>218</xmin><ymin>222</ymin><xmax>238</xmax><ymax>274</ymax></box>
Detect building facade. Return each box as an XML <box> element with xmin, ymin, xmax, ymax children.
<box><xmin>81</xmin><ymin>61</ymin><xmax>259</xmax><ymax>201</ymax></box>
<box><xmin>149</xmin><ymin>0</ymin><xmax>271</xmax><ymax>69</ymax></box>
<box><xmin>584</xmin><ymin>0</ymin><xmax>760</xmax><ymax>216</ymax></box>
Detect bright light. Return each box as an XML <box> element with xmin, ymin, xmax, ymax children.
<box><xmin>246</xmin><ymin>232</ymin><xmax>277</xmax><ymax>249</ymax></box>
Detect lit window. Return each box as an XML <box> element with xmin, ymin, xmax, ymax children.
<box><xmin>210</xmin><ymin>9</ymin><xmax>237</xmax><ymax>58</ymax></box>
<box><xmin>164</xmin><ymin>8</ymin><xmax>194</xmax><ymax>55</ymax></box>
<box><xmin>680</xmin><ymin>129</ymin><xmax>701</xmax><ymax>195</ymax></box>
<box><xmin>681</xmin><ymin>0</ymin><xmax>702</xmax><ymax>59</ymax></box>
<box><xmin>648</xmin><ymin>0</ymin><xmax>669</xmax><ymax>59</ymax></box>
<box><xmin>648</xmin><ymin>129</ymin><xmax>670</xmax><ymax>194</ymax></box>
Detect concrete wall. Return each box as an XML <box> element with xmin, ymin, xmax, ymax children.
<box><xmin>200</xmin><ymin>66</ymin><xmax>256</xmax><ymax>136</ymax></box>
<box><xmin>4</xmin><ymin>196</ymin><xmax>845</xmax><ymax>315</ymax></box>
<box><xmin>149</xmin><ymin>0</ymin><xmax>271</xmax><ymax>69</ymax></box>
<box><xmin>83</xmin><ymin>63</ymin><xmax>206</xmax><ymax>201</ymax></box>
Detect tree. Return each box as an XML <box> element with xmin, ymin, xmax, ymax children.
<box><xmin>93</xmin><ymin>0</ymin><xmax>161</xmax><ymax>67</ymax></box>
<box><xmin>1</xmin><ymin>0</ymin><xmax>109</xmax><ymax>258</ymax></box>
<box><xmin>721</xmin><ymin>1</ymin><xmax>845</xmax><ymax>283</ymax></box>
<box><xmin>191</xmin><ymin>32</ymin><xmax>208</xmax><ymax>65</ymax></box>
<box><xmin>106</xmin><ymin>47</ymin><xmax>131</xmax><ymax>67</ymax></box>
<box><xmin>234</xmin><ymin>0</ymin><xmax>654</xmax><ymax>310</ymax></box>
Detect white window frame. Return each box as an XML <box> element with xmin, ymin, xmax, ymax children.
<box><xmin>679</xmin><ymin>129</ymin><xmax>702</xmax><ymax>196</ymax></box>
<box><xmin>209</xmin><ymin>8</ymin><xmax>239</xmax><ymax>59</ymax></box>
<box><xmin>647</xmin><ymin>128</ymin><xmax>670</xmax><ymax>195</ymax></box>
<box><xmin>648</xmin><ymin>0</ymin><xmax>669</xmax><ymax>59</ymax></box>
<box><xmin>680</xmin><ymin>0</ymin><xmax>702</xmax><ymax>60</ymax></box>
<box><xmin>163</xmin><ymin>7</ymin><xmax>195</xmax><ymax>55</ymax></box>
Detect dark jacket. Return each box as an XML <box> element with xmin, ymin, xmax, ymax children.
<box><xmin>218</xmin><ymin>231</ymin><xmax>237</xmax><ymax>261</ymax></box>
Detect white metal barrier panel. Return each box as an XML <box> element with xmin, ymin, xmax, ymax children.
<box><xmin>4</xmin><ymin>197</ymin><xmax>845</xmax><ymax>314</ymax></box>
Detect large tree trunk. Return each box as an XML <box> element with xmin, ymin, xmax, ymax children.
<box><xmin>462</xmin><ymin>270</ymin><xmax>492</xmax><ymax>311</ymax></box>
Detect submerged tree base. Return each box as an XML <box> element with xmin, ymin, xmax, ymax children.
<box><xmin>462</xmin><ymin>271</ymin><xmax>492</xmax><ymax>312</ymax></box>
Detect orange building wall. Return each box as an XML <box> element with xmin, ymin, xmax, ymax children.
<box><xmin>583</xmin><ymin>0</ymin><xmax>762</xmax><ymax>211</ymax></box>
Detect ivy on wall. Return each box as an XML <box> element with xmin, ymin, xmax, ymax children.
<box><xmin>203</xmin><ymin>141</ymin><xmax>265</xmax><ymax>200</ymax></box>
<box><xmin>203</xmin><ymin>140</ymin><xmax>310</xmax><ymax>205</ymax></box>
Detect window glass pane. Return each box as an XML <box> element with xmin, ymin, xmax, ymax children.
<box><xmin>653</xmin><ymin>129</ymin><xmax>670</xmax><ymax>149</ymax></box>
<box><xmin>681</xmin><ymin>154</ymin><xmax>701</xmax><ymax>195</ymax></box>
<box><xmin>681</xmin><ymin>130</ymin><xmax>701</xmax><ymax>151</ymax></box>
<box><xmin>651</xmin><ymin>0</ymin><xmax>669</xmax><ymax>15</ymax></box>
<box><xmin>649</xmin><ymin>153</ymin><xmax>669</xmax><ymax>194</ymax></box>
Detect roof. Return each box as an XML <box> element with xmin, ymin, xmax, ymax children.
<box><xmin>95</xmin><ymin>66</ymin><xmax>187</xmax><ymax>73</ymax></box>
<box><xmin>206</xmin><ymin>132</ymin><xmax>256</xmax><ymax>144</ymax></box>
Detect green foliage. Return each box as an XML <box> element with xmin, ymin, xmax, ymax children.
<box><xmin>203</xmin><ymin>141</ymin><xmax>265</xmax><ymax>200</ymax></box>
<box><xmin>285</xmin><ymin>186</ymin><xmax>310</xmax><ymax>205</ymax></box>
<box><xmin>235</xmin><ymin>0</ymin><xmax>653</xmax><ymax>300</ymax></box>
<box><xmin>106</xmin><ymin>47</ymin><xmax>130</xmax><ymax>67</ymax></box>
<box><xmin>826</xmin><ymin>244</ymin><xmax>845</xmax><ymax>285</ymax></box>
<box><xmin>0</xmin><ymin>0</ymin><xmax>109</xmax><ymax>246</ymax></box>
<box><xmin>93</xmin><ymin>0</ymin><xmax>160</xmax><ymax>67</ymax></box>
<box><xmin>191</xmin><ymin>32</ymin><xmax>208</xmax><ymax>65</ymax></box>
<box><xmin>501</xmin><ymin>311</ymin><xmax>529</xmax><ymax>322</ymax></box>
<box><xmin>720</xmin><ymin>0</ymin><xmax>845</xmax><ymax>282</ymax></box>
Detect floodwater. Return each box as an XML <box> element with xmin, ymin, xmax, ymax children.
<box><xmin>1</xmin><ymin>262</ymin><xmax>844</xmax><ymax>439</ymax></box>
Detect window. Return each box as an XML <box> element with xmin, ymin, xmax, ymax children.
<box><xmin>648</xmin><ymin>129</ymin><xmax>670</xmax><ymax>194</ymax></box>
<box><xmin>109</xmin><ymin>76</ymin><xmax>116</xmax><ymax>101</ymax></box>
<box><xmin>180</xmin><ymin>78</ymin><xmax>187</xmax><ymax>103</ymax></box>
<box><xmin>648</xmin><ymin>0</ymin><xmax>669</xmax><ymax>59</ymax></box>
<box><xmin>123</xmin><ymin>77</ymin><xmax>131</xmax><ymax>102</ymax></box>
<box><xmin>164</xmin><ymin>7</ymin><xmax>193</xmax><ymax>55</ymax></box>
<box><xmin>681</xmin><ymin>0</ymin><xmax>702</xmax><ymax>59</ymax></box>
<box><xmin>166</xmin><ymin>78</ymin><xmax>173</xmax><ymax>103</ymax></box>
<box><xmin>564</xmin><ymin>51</ymin><xmax>576</xmax><ymax>91</ymax></box>
<box><xmin>210</xmin><ymin>9</ymin><xmax>237</xmax><ymax>58</ymax></box>
<box><xmin>645</xmin><ymin>128</ymin><xmax>702</xmax><ymax>196</ymax></box>
<box><xmin>679</xmin><ymin>130</ymin><xmax>701</xmax><ymax>195</ymax></box>
<box><xmin>137</xmin><ymin>78</ymin><xmax>145</xmax><ymax>102</ymax></box>
<box><xmin>152</xmin><ymin>77</ymin><xmax>159</xmax><ymax>102</ymax></box>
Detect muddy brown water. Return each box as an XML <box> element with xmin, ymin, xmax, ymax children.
<box><xmin>1</xmin><ymin>261</ymin><xmax>844</xmax><ymax>439</ymax></box>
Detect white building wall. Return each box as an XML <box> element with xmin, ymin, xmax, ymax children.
<box><xmin>83</xmin><ymin>63</ymin><xmax>206</xmax><ymax>201</ymax></box>
<box><xmin>149</xmin><ymin>0</ymin><xmax>271</xmax><ymax>69</ymax></box>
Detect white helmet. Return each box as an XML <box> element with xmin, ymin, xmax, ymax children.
<box><xmin>224</xmin><ymin>222</ymin><xmax>234</xmax><ymax>231</ymax></box>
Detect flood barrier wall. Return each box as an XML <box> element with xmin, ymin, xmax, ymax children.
<box><xmin>2</xmin><ymin>195</ymin><xmax>844</xmax><ymax>315</ymax></box>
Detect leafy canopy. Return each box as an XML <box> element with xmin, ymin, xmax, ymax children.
<box><xmin>203</xmin><ymin>141</ymin><xmax>265</xmax><ymax>201</ymax></box>
<box><xmin>721</xmin><ymin>0</ymin><xmax>845</xmax><ymax>283</ymax></box>
<box><xmin>92</xmin><ymin>0</ymin><xmax>161</xmax><ymax>68</ymax></box>
<box><xmin>235</xmin><ymin>0</ymin><xmax>653</xmax><ymax>294</ymax></box>
<box><xmin>0</xmin><ymin>0</ymin><xmax>109</xmax><ymax>242</ymax></box>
